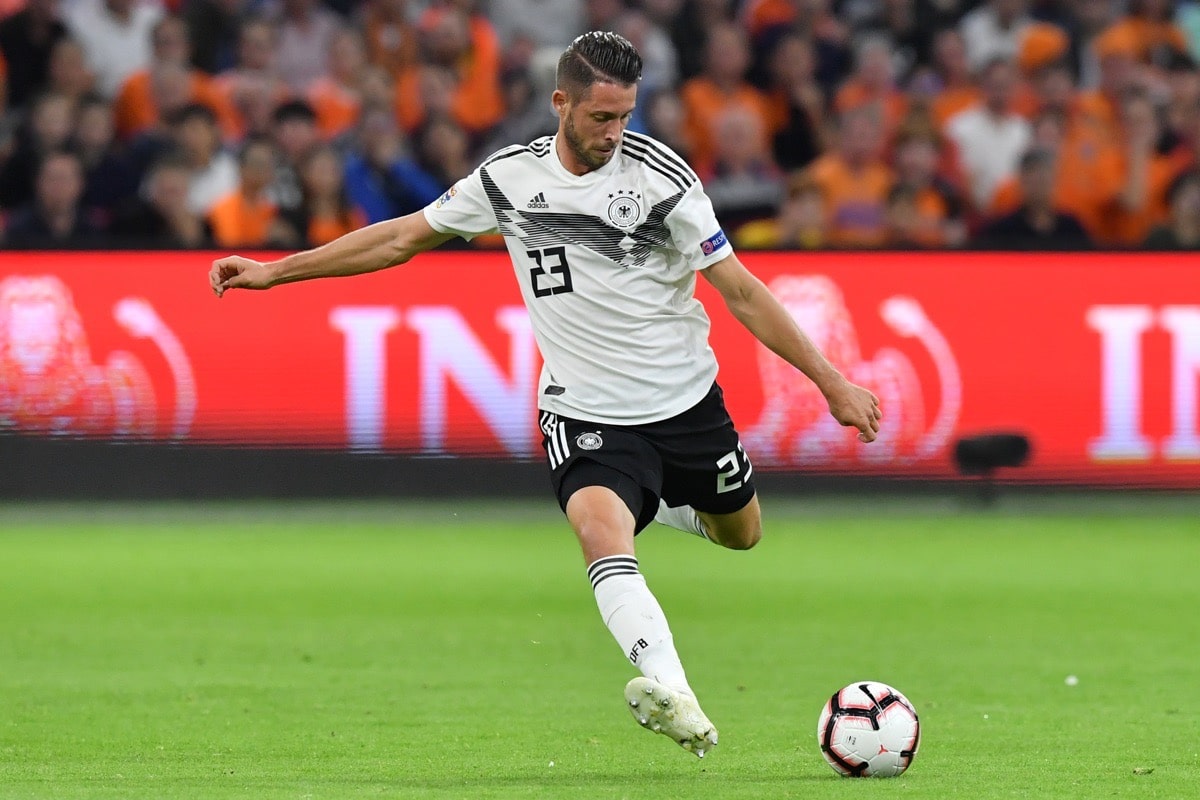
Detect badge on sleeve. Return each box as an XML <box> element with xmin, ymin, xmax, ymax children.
<box><xmin>435</xmin><ymin>185</ymin><xmax>459</xmax><ymax>208</ymax></box>
<box><xmin>700</xmin><ymin>229</ymin><xmax>728</xmax><ymax>256</ymax></box>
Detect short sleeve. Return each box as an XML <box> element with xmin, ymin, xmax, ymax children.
<box><xmin>665</xmin><ymin>183</ymin><xmax>734</xmax><ymax>270</ymax></box>
<box><xmin>422</xmin><ymin>167</ymin><xmax>498</xmax><ymax>241</ymax></box>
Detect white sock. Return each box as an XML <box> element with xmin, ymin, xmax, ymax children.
<box><xmin>586</xmin><ymin>555</ymin><xmax>693</xmax><ymax>696</ymax></box>
<box><xmin>654</xmin><ymin>500</ymin><xmax>711</xmax><ymax>541</ymax></box>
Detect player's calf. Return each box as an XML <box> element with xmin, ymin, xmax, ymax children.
<box><xmin>699</xmin><ymin>496</ymin><xmax>762</xmax><ymax>550</ymax></box>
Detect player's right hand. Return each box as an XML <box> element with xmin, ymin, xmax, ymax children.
<box><xmin>210</xmin><ymin>256</ymin><xmax>273</xmax><ymax>298</ymax></box>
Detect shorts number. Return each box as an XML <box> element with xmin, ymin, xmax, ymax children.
<box><xmin>716</xmin><ymin>443</ymin><xmax>753</xmax><ymax>494</ymax></box>
<box><xmin>529</xmin><ymin>246</ymin><xmax>573</xmax><ymax>297</ymax></box>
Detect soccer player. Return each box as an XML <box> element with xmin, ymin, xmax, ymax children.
<box><xmin>209</xmin><ymin>31</ymin><xmax>881</xmax><ymax>758</ymax></box>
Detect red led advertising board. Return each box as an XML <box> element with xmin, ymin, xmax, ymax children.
<box><xmin>1</xmin><ymin>250</ymin><xmax>1196</xmax><ymax>486</ymax></box>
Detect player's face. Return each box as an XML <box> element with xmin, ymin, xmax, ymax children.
<box><xmin>555</xmin><ymin>82</ymin><xmax>637</xmax><ymax>173</ymax></box>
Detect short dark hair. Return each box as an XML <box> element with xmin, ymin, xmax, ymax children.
<box><xmin>556</xmin><ymin>31</ymin><xmax>642</xmax><ymax>98</ymax></box>
<box><xmin>272</xmin><ymin>99</ymin><xmax>317</xmax><ymax>126</ymax></box>
<box><xmin>1019</xmin><ymin>148</ymin><xmax>1055</xmax><ymax>172</ymax></box>
<box><xmin>1166</xmin><ymin>49</ymin><xmax>1197</xmax><ymax>73</ymax></box>
<box><xmin>76</xmin><ymin>92</ymin><xmax>110</xmax><ymax>113</ymax></box>
<box><xmin>166</xmin><ymin>102</ymin><xmax>217</xmax><ymax>128</ymax></box>
<box><xmin>977</xmin><ymin>55</ymin><xmax>1015</xmax><ymax>80</ymax></box>
<box><xmin>148</xmin><ymin>150</ymin><xmax>191</xmax><ymax>176</ymax></box>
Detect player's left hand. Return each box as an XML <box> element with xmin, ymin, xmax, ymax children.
<box><xmin>824</xmin><ymin>379</ymin><xmax>882</xmax><ymax>443</ymax></box>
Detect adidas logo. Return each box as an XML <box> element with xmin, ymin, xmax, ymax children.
<box><xmin>527</xmin><ymin>192</ymin><xmax>550</xmax><ymax>209</ymax></box>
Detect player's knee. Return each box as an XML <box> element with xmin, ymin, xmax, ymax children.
<box><xmin>566</xmin><ymin>485</ymin><xmax>637</xmax><ymax>559</ymax></box>
<box><xmin>705</xmin><ymin>508</ymin><xmax>762</xmax><ymax>550</ymax></box>
<box><xmin>574</xmin><ymin>513</ymin><xmax>623</xmax><ymax>544</ymax></box>
<box><xmin>723</xmin><ymin>495</ymin><xmax>762</xmax><ymax>550</ymax></box>
<box><xmin>724</xmin><ymin>518</ymin><xmax>762</xmax><ymax>550</ymax></box>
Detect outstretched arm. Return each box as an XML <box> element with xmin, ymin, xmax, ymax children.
<box><xmin>701</xmin><ymin>254</ymin><xmax>882</xmax><ymax>443</ymax></box>
<box><xmin>209</xmin><ymin>211</ymin><xmax>456</xmax><ymax>297</ymax></box>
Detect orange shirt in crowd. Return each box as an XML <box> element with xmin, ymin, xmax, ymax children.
<box><xmin>211</xmin><ymin>72</ymin><xmax>293</xmax><ymax>141</ymax></box>
<box><xmin>1096</xmin><ymin>153</ymin><xmax>1181</xmax><ymax>246</ymax></box>
<box><xmin>1048</xmin><ymin>134</ymin><xmax>1122</xmax><ymax>236</ymax></box>
<box><xmin>742</xmin><ymin>0</ymin><xmax>798</xmax><ymax>37</ymax></box>
<box><xmin>804</xmin><ymin>154</ymin><xmax>895</xmax><ymax>247</ymax></box>
<box><xmin>1009</xmin><ymin>81</ymin><xmax>1054</xmax><ymax>120</ymax></box>
<box><xmin>208</xmin><ymin>192</ymin><xmax>278</xmax><ymax>247</ymax></box>
<box><xmin>362</xmin><ymin>6</ymin><xmax>419</xmax><ymax>77</ymax></box>
<box><xmin>394</xmin><ymin>64</ymin><xmax>504</xmax><ymax>134</ymax></box>
<box><xmin>986</xmin><ymin>127</ymin><xmax>1161</xmax><ymax>242</ymax></box>
<box><xmin>990</xmin><ymin>170</ymin><xmax>1107</xmax><ymax>227</ymax></box>
<box><xmin>306</xmin><ymin>207</ymin><xmax>368</xmax><ymax>246</ymax></box>
<box><xmin>1075</xmin><ymin>90</ymin><xmax>1121</xmax><ymax>139</ymax></box>
<box><xmin>113</xmin><ymin>69</ymin><xmax>240</xmax><ymax>140</ymax></box>
<box><xmin>835</xmin><ymin>81</ymin><xmax>908</xmax><ymax>139</ymax></box>
<box><xmin>1018</xmin><ymin>22</ymin><xmax>1070</xmax><ymax>74</ymax></box>
<box><xmin>1100</xmin><ymin>17</ymin><xmax>1189</xmax><ymax>62</ymax></box>
<box><xmin>987</xmin><ymin>167</ymin><xmax>1111</xmax><ymax>234</ymax></box>
<box><xmin>908</xmin><ymin>187</ymin><xmax>955</xmax><ymax>248</ymax></box>
<box><xmin>307</xmin><ymin>77</ymin><xmax>360</xmax><ymax>140</ymax></box>
<box><xmin>679</xmin><ymin>78</ymin><xmax>772</xmax><ymax>174</ymax></box>
<box><xmin>394</xmin><ymin>16</ymin><xmax>503</xmax><ymax>134</ymax></box>
<box><xmin>931</xmin><ymin>86</ymin><xmax>982</xmax><ymax>131</ymax></box>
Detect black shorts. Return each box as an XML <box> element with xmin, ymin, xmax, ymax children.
<box><xmin>539</xmin><ymin>382</ymin><xmax>756</xmax><ymax>533</ymax></box>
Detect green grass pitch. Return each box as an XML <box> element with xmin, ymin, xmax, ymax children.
<box><xmin>1</xmin><ymin>495</ymin><xmax>1198</xmax><ymax>799</ymax></box>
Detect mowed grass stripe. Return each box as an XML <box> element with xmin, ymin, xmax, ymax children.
<box><xmin>0</xmin><ymin>506</ymin><xmax>1197</xmax><ymax>799</ymax></box>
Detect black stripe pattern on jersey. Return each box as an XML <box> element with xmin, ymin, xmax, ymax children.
<box><xmin>587</xmin><ymin>555</ymin><xmax>640</xmax><ymax>589</ymax></box>
<box><xmin>623</xmin><ymin>131</ymin><xmax>698</xmax><ymax>179</ymax></box>
<box><xmin>478</xmin><ymin>167</ymin><xmax>686</xmax><ymax>268</ymax></box>
<box><xmin>621</xmin><ymin>131</ymin><xmax>698</xmax><ymax>190</ymax></box>
<box><xmin>482</xmin><ymin>144</ymin><xmax>530</xmax><ymax>166</ymax></box>
<box><xmin>484</xmin><ymin>139</ymin><xmax>552</xmax><ymax>167</ymax></box>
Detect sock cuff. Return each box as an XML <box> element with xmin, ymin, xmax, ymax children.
<box><xmin>586</xmin><ymin>555</ymin><xmax>640</xmax><ymax>590</ymax></box>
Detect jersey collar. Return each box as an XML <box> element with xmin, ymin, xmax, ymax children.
<box><xmin>549</xmin><ymin>134</ymin><xmax>621</xmax><ymax>182</ymax></box>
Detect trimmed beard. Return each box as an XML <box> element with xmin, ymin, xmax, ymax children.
<box><xmin>563</xmin><ymin>112</ymin><xmax>612</xmax><ymax>172</ymax></box>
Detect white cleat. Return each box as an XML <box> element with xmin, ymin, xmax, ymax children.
<box><xmin>624</xmin><ymin>677</ymin><xmax>719</xmax><ymax>758</ymax></box>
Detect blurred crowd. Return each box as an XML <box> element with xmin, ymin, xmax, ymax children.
<box><xmin>1</xmin><ymin>0</ymin><xmax>1199</xmax><ymax>251</ymax></box>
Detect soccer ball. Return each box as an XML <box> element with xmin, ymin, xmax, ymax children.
<box><xmin>817</xmin><ymin>680</ymin><xmax>920</xmax><ymax>777</ymax></box>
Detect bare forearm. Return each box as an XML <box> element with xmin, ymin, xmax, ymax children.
<box><xmin>702</xmin><ymin>254</ymin><xmax>880</xmax><ymax>440</ymax></box>
<box><xmin>265</xmin><ymin>218</ymin><xmax>412</xmax><ymax>287</ymax></box>
<box><xmin>724</xmin><ymin>275</ymin><xmax>844</xmax><ymax>395</ymax></box>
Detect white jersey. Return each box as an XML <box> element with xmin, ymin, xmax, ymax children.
<box><xmin>423</xmin><ymin>131</ymin><xmax>734</xmax><ymax>425</ymax></box>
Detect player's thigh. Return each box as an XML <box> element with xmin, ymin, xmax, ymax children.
<box><xmin>564</xmin><ymin>480</ymin><xmax>638</xmax><ymax>564</ymax></box>
<box><xmin>541</xmin><ymin>411</ymin><xmax>664</xmax><ymax>538</ymax></box>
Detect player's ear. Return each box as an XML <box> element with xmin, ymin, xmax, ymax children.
<box><xmin>551</xmin><ymin>88</ymin><xmax>570</xmax><ymax>117</ymax></box>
